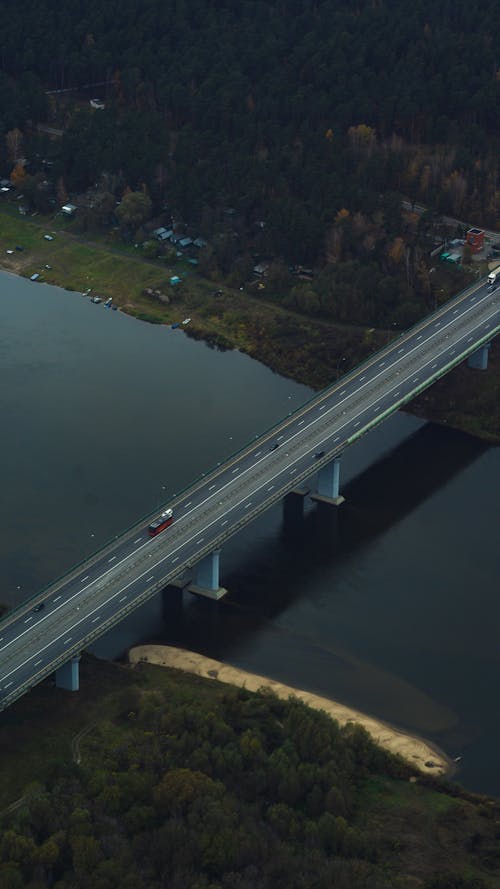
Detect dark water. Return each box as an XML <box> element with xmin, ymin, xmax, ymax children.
<box><xmin>1</xmin><ymin>272</ymin><xmax>499</xmax><ymax>796</ymax></box>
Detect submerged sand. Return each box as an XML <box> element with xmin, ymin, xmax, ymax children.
<box><xmin>128</xmin><ymin>645</ymin><xmax>450</xmax><ymax>776</ymax></box>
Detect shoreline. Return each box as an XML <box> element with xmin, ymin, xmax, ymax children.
<box><xmin>128</xmin><ymin>644</ymin><xmax>452</xmax><ymax>777</ymax></box>
<box><xmin>0</xmin><ymin>235</ymin><xmax>498</xmax><ymax>443</ymax></box>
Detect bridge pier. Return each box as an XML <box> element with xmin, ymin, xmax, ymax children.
<box><xmin>467</xmin><ymin>342</ymin><xmax>490</xmax><ymax>370</ymax></box>
<box><xmin>55</xmin><ymin>655</ymin><xmax>80</xmax><ymax>691</ymax></box>
<box><xmin>311</xmin><ymin>455</ymin><xmax>345</xmax><ymax>506</ymax></box>
<box><xmin>186</xmin><ymin>550</ymin><xmax>227</xmax><ymax>601</ymax></box>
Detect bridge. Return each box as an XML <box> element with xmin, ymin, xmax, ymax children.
<box><xmin>0</xmin><ymin>276</ymin><xmax>499</xmax><ymax>710</ymax></box>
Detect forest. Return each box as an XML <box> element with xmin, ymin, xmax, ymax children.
<box><xmin>1</xmin><ymin>667</ymin><xmax>499</xmax><ymax>889</ymax></box>
<box><xmin>0</xmin><ymin>0</ymin><xmax>499</xmax><ymax>274</ymax></box>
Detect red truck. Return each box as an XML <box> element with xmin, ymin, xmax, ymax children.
<box><xmin>148</xmin><ymin>508</ymin><xmax>174</xmax><ymax>537</ymax></box>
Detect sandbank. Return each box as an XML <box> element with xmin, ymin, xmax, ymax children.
<box><xmin>128</xmin><ymin>644</ymin><xmax>451</xmax><ymax>776</ymax></box>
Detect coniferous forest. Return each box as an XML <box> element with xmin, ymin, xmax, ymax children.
<box><xmin>0</xmin><ymin>0</ymin><xmax>499</xmax><ymax>263</ymax></box>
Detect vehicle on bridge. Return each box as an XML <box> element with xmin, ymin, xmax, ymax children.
<box><xmin>487</xmin><ymin>265</ymin><xmax>500</xmax><ymax>287</ymax></box>
<box><xmin>148</xmin><ymin>508</ymin><xmax>174</xmax><ymax>536</ymax></box>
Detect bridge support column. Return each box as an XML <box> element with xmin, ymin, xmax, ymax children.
<box><xmin>55</xmin><ymin>655</ymin><xmax>81</xmax><ymax>691</ymax></box>
<box><xmin>186</xmin><ymin>550</ymin><xmax>227</xmax><ymax>601</ymax></box>
<box><xmin>311</xmin><ymin>456</ymin><xmax>345</xmax><ymax>506</ymax></box>
<box><xmin>467</xmin><ymin>343</ymin><xmax>490</xmax><ymax>370</ymax></box>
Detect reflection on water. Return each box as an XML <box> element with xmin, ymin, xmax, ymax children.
<box><xmin>1</xmin><ymin>272</ymin><xmax>499</xmax><ymax>796</ymax></box>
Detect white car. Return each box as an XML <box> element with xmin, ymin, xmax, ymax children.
<box><xmin>43</xmin><ymin>234</ymin><xmax>54</xmax><ymax>241</ymax></box>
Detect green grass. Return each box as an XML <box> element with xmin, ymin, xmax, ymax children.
<box><xmin>0</xmin><ymin>201</ymin><xmax>498</xmax><ymax>441</ymax></box>
<box><xmin>359</xmin><ymin>774</ymin><xmax>453</xmax><ymax>815</ymax></box>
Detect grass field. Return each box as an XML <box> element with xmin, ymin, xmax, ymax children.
<box><xmin>0</xmin><ymin>201</ymin><xmax>498</xmax><ymax>441</ymax></box>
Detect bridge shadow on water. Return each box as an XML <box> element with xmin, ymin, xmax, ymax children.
<box><xmin>158</xmin><ymin>422</ymin><xmax>488</xmax><ymax>660</ymax></box>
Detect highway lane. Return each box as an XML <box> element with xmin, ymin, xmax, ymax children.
<box><xmin>0</xmin><ymin>277</ymin><xmax>499</xmax><ymax>708</ymax></box>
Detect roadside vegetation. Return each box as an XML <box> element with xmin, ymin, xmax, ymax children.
<box><xmin>0</xmin><ymin>201</ymin><xmax>498</xmax><ymax>441</ymax></box>
<box><xmin>0</xmin><ymin>655</ymin><xmax>499</xmax><ymax>889</ymax></box>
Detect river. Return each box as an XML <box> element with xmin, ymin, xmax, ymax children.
<box><xmin>1</xmin><ymin>272</ymin><xmax>499</xmax><ymax>796</ymax></box>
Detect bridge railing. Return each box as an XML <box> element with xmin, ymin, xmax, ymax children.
<box><xmin>0</xmin><ymin>273</ymin><xmax>493</xmax><ymax>627</ymax></box>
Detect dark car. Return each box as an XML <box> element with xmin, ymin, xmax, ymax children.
<box><xmin>15</xmin><ymin>245</ymin><xmax>24</xmax><ymax>251</ymax></box>
<box><xmin>270</xmin><ymin>443</ymin><xmax>279</xmax><ymax>450</ymax></box>
<box><xmin>33</xmin><ymin>602</ymin><xmax>45</xmax><ymax>612</ymax></box>
<box><xmin>314</xmin><ymin>450</ymin><xmax>325</xmax><ymax>459</ymax></box>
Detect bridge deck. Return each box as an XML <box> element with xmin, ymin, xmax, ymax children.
<box><xmin>0</xmin><ymin>279</ymin><xmax>499</xmax><ymax>710</ymax></box>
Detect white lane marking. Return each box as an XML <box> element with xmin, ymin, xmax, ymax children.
<box><xmin>4</xmin><ymin>681</ymin><xmax>12</xmax><ymax>689</ymax></box>
<box><xmin>196</xmin><ymin>538</ymin><xmax>204</xmax><ymax>545</ymax></box>
<box><xmin>471</xmin><ymin>296</ymin><xmax>476</xmax><ymax>302</ymax></box>
<box><xmin>64</xmin><ymin>637</ymin><xmax>72</xmax><ymax>645</ymax></box>
<box><xmin>24</xmin><ymin>616</ymin><xmax>33</xmax><ymax>624</ymax></box>
<box><xmin>334</xmin><ymin>437</ymin><xmax>340</xmax><ymax>443</ymax></box>
<box><xmin>221</xmin><ymin>520</ymin><xmax>228</xmax><ymax>527</ymax></box>
<box><xmin>35</xmin><ymin>659</ymin><xmax>42</xmax><ymax>666</ymax></box>
<box><xmin>412</xmin><ymin>377</ymin><xmax>419</xmax><ymax>383</ymax></box>
<box><xmin>184</xmin><ymin>502</ymin><xmax>192</xmax><ymax>508</ymax></box>
<box><xmin>432</xmin><ymin>363</ymin><xmax>438</xmax><ymax>369</ymax></box>
<box><xmin>339</xmin><ymin>390</ymin><xmax>346</xmax><ymax>395</ymax></box>
<box><xmin>146</xmin><ymin>576</ymin><xmax>154</xmax><ymax>582</ymax></box>
<box><xmin>453</xmin><ymin>309</ymin><xmax>459</xmax><ymax>314</ymax></box>
<box><xmin>268</xmin><ymin>485</ymin><xmax>275</xmax><ymax>491</ymax></box>
<box><xmin>379</xmin><ymin>361</ymin><xmax>385</xmax><ymax>366</ymax></box>
<box><xmin>209</xmin><ymin>484</ymin><xmax>216</xmax><ymax>491</ymax></box>
<box><xmin>417</xmin><ymin>334</ymin><xmax>422</xmax><ymax>340</ymax></box>
<box><xmin>108</xmin><ymin>556</ymin><xmax>116</xmax><ymax>563</ymax></box>
<box><xmin>119</xmin><ymin>596</ymin><xmax>127</xmax><ymax>602</ymax></box>
<box><xmin>0</xmin><ymin>638</ymin><xmax>3</xmax><ymax>643</ymax></box>
<box><xmin>53</xmin><ymin>596</ymin><xmax>61</xmax><ymax>602</ymax></box>
<box><xmin>290</xmin><ymin>468</ymin><xmax>297</xmax><ymax>474</ymax></box>
<box><xmin>353</xmin><ymin>420</ymin><xmax>360</xmax><ymax>427</ymax></box>
<box><xmin>134</xmin><ymin>537</ymin><xmax>142</xmax><ymax>543</ymax></box>
<box><xmin>81</xmin><ymin>576</ymin><xmax>89</xmax><ymax>583</ymax></box>
<box><xmin>232</xmin><ymin>468</ymin><xmax>239</xmax><ymax>473</ymax></box>
<box><xmin>435</xmin><ymin>321</ymin><xmax>441</xmax><ymax>326</ymax></box>
<box><xmin>171</xmin><ymin>556</ymin><xmax>179</xmax><ymax>563</ymax></box>
<box><xmin>298</xmin><ymin>420</ymin><xmax>304</xmax><ymax>425</ymax></box>
<box><xmin>319</xmin><ymin>405</ymin><xmax>326</xmax><ymax>410</ymax></box>
<box><xmin>277</xmin><ymin>435</ymin><xmax>284</xmax><ymax>440</ymax></box>
<box><xmin>394</xmin><ymin>391</ymin><xmax>400</xmax><ymax>397</ymax></box>
<box><xmin>3</xmin><ymin>294</ymin><xmax>497</xmax><ymax>670</ymax></box>
<box><xmin>398</xmin><ymin>348</ymin><xmax>404</xmax><ymax>353</ymax></box>
<box><xmin>255</xmin><ymin>451</ymin><xmax>261</xmax><ymax>457</ymax></box>
<box><xmin>92</xmin><ymin>616</ymin><xmax>100</xmax><ymax>623</ymax></box>
<box><xmin>245</xmin><ymin>502</ymin><xmax>252</xmax><ymax>509</ymax></box>
<box><xmin>467</xmin><ymin>337</ymin><xmax>473</xmax><ymax>342</ymax></box>
<box><xmin>360</xmin><ymin>376</ymin><xmax>365</xmax><ymax>381</ymax></box>
<box><xmin>450</xmin><ymin>349</ymin><xmax>455</xmax><ymax>355</ymax></box>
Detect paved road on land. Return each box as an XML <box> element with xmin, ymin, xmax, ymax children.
<box><xmin>0</xmin><ymin>277</ymin><xmax>499</xmax><ymax>710</ymax></box>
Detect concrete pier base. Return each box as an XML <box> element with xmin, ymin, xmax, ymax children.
<box><xmin>313</xmin><ymin>456</ymin><xmax>345</xmax><ymax>506</ymax></box>
<box><xmin>467</xmin><ymin>343</ymin><xmax>490</xmax><ymax>370</ymax></box>
<box><xmin>186</xmin><ymin>550</ymin><xmax>227</xmax><ymax>601</ymax></box>
<box><xmin>55</xmin><ymin>655</ymin><xmax>81</xmax><ymax>691</ymax></box>
<box><xmin>310</xmin><ymin>491</ymin><xmax>345</xmax><ymax>507</ymax></box>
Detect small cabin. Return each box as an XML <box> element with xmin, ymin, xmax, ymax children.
<box><xmin>61</xmin><ymin>203</ymin><xmax>77</xmax><ymax>217</ymax></box>
<box><xmin>466</xmin><ymin>228</ymin><xmax>484</xmax><ymax>253</ymax></box>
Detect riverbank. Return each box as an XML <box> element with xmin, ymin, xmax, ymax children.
<box><xmin>128</xmin><ymin>644</ymin><xmax>452</xmax><ymax>777</ymax></box>
<box><xmin>0</xmin><ymin>205</ymin><xmax>498</xmax><ymax>441</ymax></box>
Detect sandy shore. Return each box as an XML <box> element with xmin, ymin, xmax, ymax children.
<box><xmin>128</xmin><ymin>645</ymin><xmax>451</xmax><ymax>776</ymax></box>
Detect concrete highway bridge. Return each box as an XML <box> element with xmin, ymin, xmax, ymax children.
<box><xmin>0</xmin><ymin>275</ymin><xmax>499</xmax><ymax>710</ymax></box>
